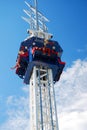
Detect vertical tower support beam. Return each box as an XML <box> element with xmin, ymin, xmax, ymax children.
<box><xmin>30</xmin><ymin>66</ymin><xmax>59</xmax><ymax>130</ymax></box>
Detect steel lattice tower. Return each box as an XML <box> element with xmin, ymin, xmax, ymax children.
<box><xmin>30</xmin><ymin>66</ymin><xmax>58</xmax><ymax>130</ymax></box>
<box><xmin>22</xmin><ymin>0</ymin><xmax>59</xmax><ymax>130</ymax></box>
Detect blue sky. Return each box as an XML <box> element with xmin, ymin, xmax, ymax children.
<box><xmin>0</xmin><ymin>0</ymin><xmax>87</xmax><ymax>130</ymax></box>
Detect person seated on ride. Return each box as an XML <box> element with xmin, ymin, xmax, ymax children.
<box><xmin>11</xmin><ymin>46</ymin><xmax>29</xmax><ymax>78</ymax></box>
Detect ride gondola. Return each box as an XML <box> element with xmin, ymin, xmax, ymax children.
<box><xmin>13</xmin><ymin>36</ymin><xmax>65</xmax><ymax>84</ymax></box>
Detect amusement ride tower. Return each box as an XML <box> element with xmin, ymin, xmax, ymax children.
<box><xmin>13</xmin><ymin>0</ymin><xmax>65</xmax><ymax>130</ymax></box>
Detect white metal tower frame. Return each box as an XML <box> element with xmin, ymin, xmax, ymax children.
<box><xmin>30</xmin><ymin>66</ymin><xmax>59</xmax><ymax>130</ymax></box>
<box><xmin>22</xmin><ymin>0</ymin><xmax>59</xmax><ymax>130</ymax></box>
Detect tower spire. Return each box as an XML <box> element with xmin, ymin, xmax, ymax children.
<box><xmin>22</xmin><ymin>1</ymin><xmax>53</xmax><ymax>39</ymax></box>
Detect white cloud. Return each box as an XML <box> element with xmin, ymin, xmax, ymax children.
<box><xmin>77</xmin><ymin>44</ymin><xmax>87</xmax><ymax>53</ymax></box>
<box><xmin>21</xmin><ymin>85</ymin><xmax>29</xmax><ymax>93</ymax></box>
<box><xmin>0</xmin><ymin>59</ymin><xmax>87</xmax><ymax>130</ymax></box>
<box><xmin>0</xmin><ymin>118</ymin><xmax>29</xmax><ymax>130</ymax></box>
<box><xmin>55</xmin><ymin>59</ymin><xmax>87</xmax><ymax>130</ymax></box>
<box><xmin>58</xmin><ymin>111</ymin><xmax>87</xmax><ymax>130</ymax></box>
<box><xmin>0</xmin><ymin>86</ymin><xmax>29</xmax><ymax>130</ymax></box>
<box><xmin>0</xmin><ymin>87</ymin><xmax>30</xmax><ymax>130</ymax></box>
<box><xmin>77</xmin><ymin>48</ymin><xmax>84</xmax><ymax>52</ymax></box>
<box><xmin>57</xmin><ymin>92</ymin><xmax>87</xmax><ymax>130</ymax></box>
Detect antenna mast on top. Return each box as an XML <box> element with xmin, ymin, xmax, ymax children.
<box><xmin>34</xmin><ymin>0</ymin><xmax>39</xmax><ymax>30</ymax></box>
<box><xmin>22</xmin><ymin>0</ymin><xmax>53</xmax><ymax>39</ymax></box>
